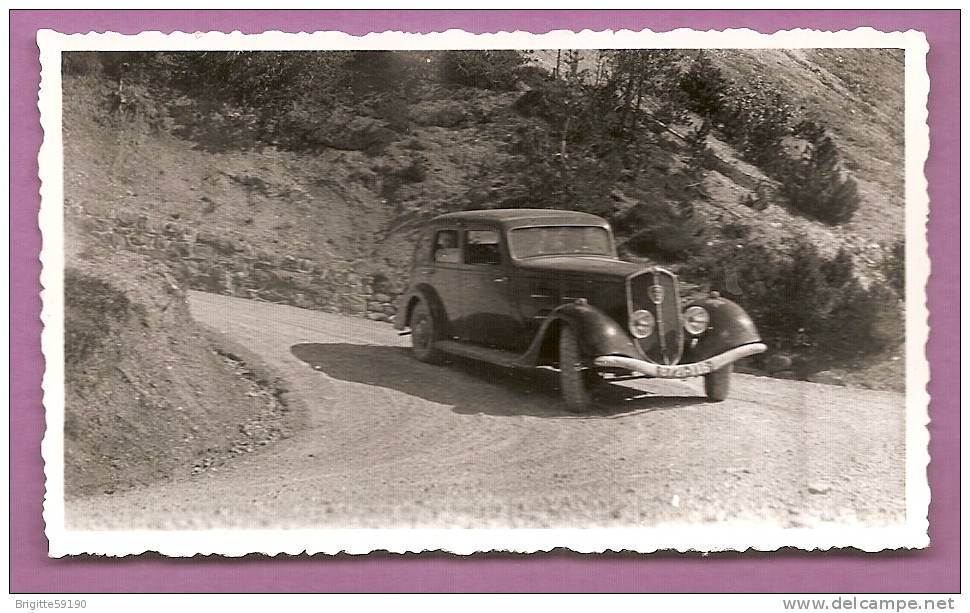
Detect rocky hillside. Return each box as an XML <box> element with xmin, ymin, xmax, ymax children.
<box><xmin>62</xmin><ymin>49</ymin><xmax>905</xmax><ymax>389</ymax></box>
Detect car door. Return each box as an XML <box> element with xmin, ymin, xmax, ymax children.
<box><xmin>459</xmin><ymin>226</ymin><xmax>523</xmax><ymax>349</ymax></box>
<box><xmin>427</xmin><ymin>227</ymin><xmax>464</xmax><ymax>340</ymax></box>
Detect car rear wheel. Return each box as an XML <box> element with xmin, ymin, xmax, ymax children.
<box><xmin>559</xmin><ymin>325</ymin><xmax>592</xmax><ymax>413</ymax></box>
<box><xmin>704</xmin><ymin>363</ymin><xmax>733</xmax><ymax>402</ymax></box>
<box><xmin>410</xmin><ymin>299</ymin><xmax>441</xmax><ymax>363</ymax></box>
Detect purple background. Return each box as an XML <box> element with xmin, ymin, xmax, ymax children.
<box><xmin>10</xmin><ymin>10</ymin><xmax>960</xmax><ymax>593</ymax></box>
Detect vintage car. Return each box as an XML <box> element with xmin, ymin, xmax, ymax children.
<box><xmin>393</xmin><ymin>209</ymin><xmax>766</xmax><ymax>411</ymax></box>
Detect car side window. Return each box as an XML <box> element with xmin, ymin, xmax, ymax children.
<box><xmin>433</xmin><ymin>229</ymin><xmax>461</xmax><ymax>264</ymax></box>
<box><xmin>412</xmin><ymin>232</ymin><xmax>432</xmax><ymax>265</ymax></box>
<box><xmin>464</xmin><ymin>230</ymin><xmax>502</xmax><ymax>266</ymax></box>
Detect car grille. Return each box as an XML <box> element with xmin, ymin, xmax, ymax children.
<box><xmin>628</xmin><ymin>269</ymin><xmax>684</xmax><ymax>365</ymax></box>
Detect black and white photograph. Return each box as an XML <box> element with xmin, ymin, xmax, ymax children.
<box><xmin>39</xmin><ymin>28</ymin><xmax>930</xmax><ymax>555</ymax></box>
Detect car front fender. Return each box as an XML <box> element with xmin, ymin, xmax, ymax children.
<box><xmin>684</xmin><ymin>295</ymin><xmax>762</xmax><ymax>362</ymax></box>
<box><xmin>519</xmin><ymin>300</ymin><xmax>641</xmax><ymax>366</ymax></box>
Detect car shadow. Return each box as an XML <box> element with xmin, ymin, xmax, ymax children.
<box><xmin>290</xmin><ymin>343</ymin><xmax>708</xmax><ymax>419</ymax></box>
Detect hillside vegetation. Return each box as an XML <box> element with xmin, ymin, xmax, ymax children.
<box><xmin>62</xmin><ymin>49</ymin><xmax>905</xmax><ymax>389</ymax></box>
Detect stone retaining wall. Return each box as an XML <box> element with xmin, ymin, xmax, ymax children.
<box><xmin>74</xmin><ymin>210</ymin><xmax>403</xmax><ymax>323</ymax></box>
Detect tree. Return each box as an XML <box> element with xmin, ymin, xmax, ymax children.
<box><xmin>783</xmin><ymin>132</ymin><xmax>860</xmax><ymax>224</ymax></box>
<box><xmin>600</xmin><ymin>50</ymin><xmax>689</xmax><ymax>139</ymax></box>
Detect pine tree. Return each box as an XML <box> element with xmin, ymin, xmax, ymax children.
<box><xmin>784</xmin><ymin>132</ymin><xmax>860</xmax><ymax>224</ymax></box>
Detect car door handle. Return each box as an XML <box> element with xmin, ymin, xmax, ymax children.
<box><xmin>493</xmin><ymin>276</ymin><xmax>508</xmax><ymax>283</ymax></box>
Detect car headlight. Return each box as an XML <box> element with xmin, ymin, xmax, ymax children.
<box><xmin>683</xmin><ymin>306</ymin><xmax>711</xmax><ymax>335</ymax></box>
<box><xmin>629</xmin><ymin>309</ymin><xmax>655</xmax><ymax>339</ymax></box>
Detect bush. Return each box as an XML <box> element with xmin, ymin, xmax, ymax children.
<box><xmin>160</xmin><ymin>51</ymin><xmax>350</xmax><ymax>110</ymax></box>
<box><xmin>829</xmin><ymin>279</ymin><xmax>904</xmax><ymax>354</ymax></box>
<box><xmin>782</xmin><ymin>134</ymin><xmax>861</xmax><ymax>224</ymax></box>
<box><xmin>513</xmin><ymin>87</ymin><xmax>565</xmax><ymax>120</ymax></box>
<box><xmin>679</xmin><ymin>51</ymin><xmax>727</xmax><ymax>118</ymax></box>
<box><xmin>440</xmin><ymin>50</ymin><xmax>528</xmax><ymax>90</ymax></box>
<box><xmin>617</xmin><ymin>202</ymin><xmax>708</xmax><ymax>261</ymax></box>
<box><xmin>679</xmin><ymin>54</ymin><xmax>860</xmax><ymax>224</ymax></box>
<box><xmin>684</xmin><ymin>119</ymin><xmax>713</xmax><ymax>173</ymax></box>
<box><xmin>624</xmin><ymin>219</ymin><xmax>706</xmax><ymax>261</ymax></box>
<box><xmin>684</xmin><ymin>238</ymin><xmax>902</xmax><ymax>360</ymax></box>
<box><xmin>721</xmin><ymin>83</ymin><xmax>795</xmax><ymax>168</ymax></box>
<box><xmin>62</xmin><ymin>52</ymin><xmax>104</xmax><ymax>76</ymax></box>
<box><xmin>881</xmin><ymin>239</ymin><xmax>905</xmax><ymax>295</ymax></box>
<box><xmin>722</xmin><ymin>222</ymin><xmax>752</xmax><ymax>240</ymax></box>
<box><xmin>680</xmin><ymin>54</ymin><xmax>793</xmax><ymax>167</ymax></box>
<box><xmin>378</xmin><ymin>157</ymin><xmax>427</xmax><ymax>204</ymax></box>
<box><xmin>396</xmin><ymin>157</ymin><xmax>427</xmax><ymax>183</ymax></box>
<box><xmin>65</xmin><ymin>270</ymin><xmax>133</xmax><ymax>373</ymax></box>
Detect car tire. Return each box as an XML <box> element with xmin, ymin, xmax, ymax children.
<box><xmin>704</xmin><ymin>363</ymin><xmax>733</xmax><ymax>402</ymax></box>
<box><xmin>410</xmin><ymin>299</ymin><xmax>441</xmax><ymax>363</ymax></box>
<box><xmin>559</xmin><ymin>325</ymin><xmax>592</xmax><ymax>413</ymax></box>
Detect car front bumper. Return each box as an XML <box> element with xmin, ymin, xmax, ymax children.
<box><xmin>592</xmin><ymin>343</ymin><xmax>767</xmax><ymax>379</ymax></box>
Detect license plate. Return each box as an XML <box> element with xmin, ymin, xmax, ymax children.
<box><xmin>655</xmin><ymin>361</ymin><xmax>712</xmax><ymax>378</ymax></box>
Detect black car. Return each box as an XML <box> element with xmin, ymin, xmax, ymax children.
<box><xmin>394</xmin><ymin>209</ymin><xmax>766</xmax><ymax>411</ymax></box>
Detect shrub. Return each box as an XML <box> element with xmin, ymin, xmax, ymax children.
<box><xmin>720</xmin><ymin>83</ymin><xmax>795</xmax><ymax>168</ymax></box>
<box><xmin>679</xmin><ymin>51</ymin><xmax>727</xmax><ymax>118</ymax></box>
<box><xmin>440</xmin><ymin>50</ymin><xmax>528</xmax><ymax>90</ymax></box>
<box><xmin>821</xmin><ymin>247</ymin><xmax>856</xmax><ymax>288</ymax></box>
<box><xmin>617</xmin><ymin>201</ymin><xmax>708</xmax><ymax>261</ymax></box>
<box><xmin>62</xmin><ymin>52</ymin><xmax>104</xmax><ymax>76</ymax></box>
<box><xmin>170</xmin><ymin>51</ymin><xmax>350</xmax><ymax>110</ymax></box>
<box><xmin>679</xmin><ymin>54</ymin><xmax>859</xmax><ymax>224</ymax></box>
<box><xmin>65</xmin><ymin>270</ymin><xmax>132</xmax><ymax>374</ymax></box>
<box><xmin>882</xmin><ymin>239</ymin><xmax>906</xmax><ymax>295</ymax></box>
<box><xmin>722</xmin><ymin>222</ymin><xmax>752</xmax><ymax>240</ymax></box>
<box><xmin>782</xmin><ymin>134</ymin><xmax>861</xmax><ymax>224</ymax></box>
<box><xmin>396</xmin><ymin>157</ymin><xmax>427</xmax><ymax>183</ymax></box>
<box><xmin>378</xmin><ymin>157</ymin><xmax>427</xmax><ymax>204</ymax></box>
<box><xmin>683</xmin><ymin>119</ymin><xmax>713</xmax><ymax>175</ymax></box>
<box><xmin>680</xmin><ymin>54</ymin><xmax>793</xmax><ymax>167</ymax></box>
<box><xmin>513</xmin><ymin>87</ymin><xmax>565</xmax><ymax>121</ymax></box>
<box><xmin>404</xmin><ymin>138</ymin><xmax>427</xmax><ymax>151</ymax></box>
<box><xmin>684</xmin><ymin>238</ymin><xmax>902</xmax><ymax>360</ymax></box>
<box><xmin>828</xmin><ymin>279</ymin><xmax>904</xmax><ymax>355</ymax></box>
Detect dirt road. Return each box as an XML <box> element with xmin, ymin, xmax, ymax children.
<box><xmin>67</xmin><ymin>291</ymin><xmax>905</xmax><ymax>529</ymax></box>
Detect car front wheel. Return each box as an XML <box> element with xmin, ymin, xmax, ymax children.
<box><xmin>410</xmin><ymin>299</ymin><xmax>441</xmax><ymax>363</ymax></box>
<box><xmin>559</xmin><ymin>325</ymin><xmax>592</xmax><ymax>413</ymax></box>
<box><xmin>704</xmin><ymin>363</ymin><xmax>733</xmax><ymax>402</ymax></box>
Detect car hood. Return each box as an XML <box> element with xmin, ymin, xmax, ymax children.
<box><xmin>515</xmin><ymin>255</ymin><xmax>648</xmax><ymax>280</ymax></box>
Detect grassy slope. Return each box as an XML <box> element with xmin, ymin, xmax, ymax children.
<box><xmin>711</xmin><ymin>48</ymin><xmax>905</xmax><ymax>245</ymax></box>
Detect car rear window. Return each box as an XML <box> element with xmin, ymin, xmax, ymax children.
<box><xmin>509</xmin><ymin>226</ymin><xmax>613</xmax><ymax>258</ymax></box>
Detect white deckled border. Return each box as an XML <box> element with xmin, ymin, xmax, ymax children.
<box><xmin>38</xmin><ymin>27</ymin><xmax>931</xmax><ymax>557</ymax></box>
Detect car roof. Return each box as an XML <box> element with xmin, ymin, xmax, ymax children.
<box><xmin>429</xmin><ymin>208</ymin><xmax>609</xmax><ymax>229</ymax></box>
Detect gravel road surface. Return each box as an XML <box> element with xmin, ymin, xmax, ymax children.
<box><xmin>67</xmin><ymin>291</ymin><xmax>905</xmax><ymax>530</ymax></box>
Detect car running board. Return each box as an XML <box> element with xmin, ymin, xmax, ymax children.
<box><xmin>434</xmin><ymin>340</ymin><xmax>528</xmax><ymax>369</ymax></box>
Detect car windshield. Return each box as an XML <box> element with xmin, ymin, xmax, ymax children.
<box><xmin>508</xmin><ymin>225</ymin><xmax>614</xmax><ymax>259</ymax></box>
